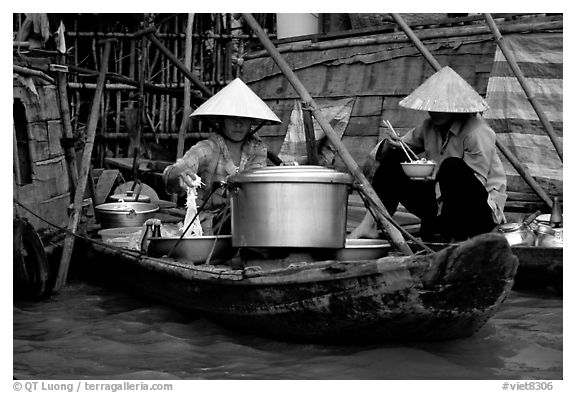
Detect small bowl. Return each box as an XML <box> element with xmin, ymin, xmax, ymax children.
<box><xmin>147</xmin><ymin>235</ymin><xmax>238</xmax><ymax>264</ymax></box>
<box><xmin>401</xmin><ymin>162</ymin><xmax>435</xmax><ymax>178</ymax></box>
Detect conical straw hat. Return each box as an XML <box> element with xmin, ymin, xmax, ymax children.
<box><xmin>190</xmin><ymin>78</ymin><xmax>281</xmax><ymax>124</ymax></box>
<box><xmin>399</xmin><ymin>66</ymin><xmax>489</xmax><ymax>113</ymax></box>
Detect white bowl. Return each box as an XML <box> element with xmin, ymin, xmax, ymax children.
<box><xmin>400</xmin><ymin>162</ymin><xmax>435</xmax><ymax>178</ymax></box>
<box><xmin>333</xmin><ymin>239</ymin><xmax>390</xmax><ymax>261</ymax></box>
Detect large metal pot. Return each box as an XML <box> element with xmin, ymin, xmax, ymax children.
<box><xmin>228</xmin><ymin>166</ymin><xmax>353</xmax><ymax>248</ymax></box>
<box><xmin>95</xmin><ymin>202</ymin><xmax>159</xmax><ymax>229</ymax></box>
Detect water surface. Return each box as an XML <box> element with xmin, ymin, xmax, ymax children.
<box><xmin>13</xmin><ymin>279</ymin><xmax>562</xmax><ymax>380</ymax></box>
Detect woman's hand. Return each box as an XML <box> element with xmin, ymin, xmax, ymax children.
<box><xmin>381</xmin><ymin>120</ymin><xmax>403</xmax><ymax>148</ymax></box>
<box><xmin>166</xmin><ymin>166</ymin><xmax>198</xmax><ymax>194</ymax></box>
<box><xmin>177</xmin><ymin>169</ymin><xmax>198</xmax><ymax>190</ymax></box>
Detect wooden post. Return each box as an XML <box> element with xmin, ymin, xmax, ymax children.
<box><xmin>301</xmin><ymin>103</ymin><xmax>319</xmax><ymax>165</ymax></box>
<box><xmin>483</xmin><ymin>13</ymin><xmax>562</xmax><ymax>162</ymax></box>
<box><xmin>390</xmin><ymin>13</ymin><xmax>553</xmax><ymax>209</ymax></box>
<box><xmin>55</xmin><ymin>52</ymin><xmax>79</xmax><ymax>199</ymax></box>
<box><xmin>242</xmin><ymin>13</ymin><xmax>413</xmax><ymax>256</ymax></box>
<box><xmin>54</xmin><ymin>39</ymin><xmax>115</xmax><ymax>292</ymax></box>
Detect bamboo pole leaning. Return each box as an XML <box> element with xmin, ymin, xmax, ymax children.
<box><xmin>55</xmin><ymin>52</ymin><xmax>79</xmax><ymax>198</ymax></box>
<box><xmin>242</xmin><ymin>13</ymin><xmax>413</xmax><ymax>256</ymax></box>
<box><xmin>55</xmin><ymin>39</ymin><xmax>115</xmax><ymax>292</ymax></box>
<box><xmin>176</xmin><ymin>13</ymin><xmax>195</xmax><ymax>161</ymax></box>
<box><xmin>483</xmin><ymin>13</ymin><xmax>562</xmax><ymax>163</ymax></box>
<box><xmin>133</xmin><ymin>26</ymin><xmax>213</xmax><ymax>98</ymax></box>
<box><xmin>244</xmin><ymin>17</ymin><xmax>562</xmax><ymax>60</ymax></box>
<box><xmin>389</xmin><ymin>13</ymin><xmax>553</xmax><ymax>209</ymax></box>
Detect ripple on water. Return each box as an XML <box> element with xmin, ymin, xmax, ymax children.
<box><xmin>13</xmin><ymin>282</ymin><xmax>562</xmax><ymax>380</ymax></box>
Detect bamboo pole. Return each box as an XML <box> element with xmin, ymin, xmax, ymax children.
<box><xmin>134</xmin><ymin>27</ymin><xmax>213</xmax><ymax>98</ymax></box>
<box><xmin>390</xmin><ymin>13</ymin><xmax>553</xmax><ymax>210</ymax></box>
<box><xmin>115</xmin><ymin>39</ymin><xmax>123</xmax><ymax>156</ymax></box>
<box><xmin>13</xmin><ymin>65</ymin><xmax>55</xmax><ymax>84</ymax></box>
<box><xmin>55</xmin><ymin>39</ymin><xmax>115</xmax><ymax>292</ymax></box>
<box><xmin>390</xmin><ymin>14</ymin><xmax>442</xmax><ymax>70</ymax></box>
<box><xmin>170</xmin><ymin>16</ymin><xmax>179</xmax><ymax>134</ymax></box>
<box><xmin>55</xmin><ymin>53</ymin><xmax>79</xmax><ymax>199</ymax></box>
<box><xmin>173</xmin><ymin>14</ymin><xmax>195</xmax><ymax>204</ymax></box>
<box><xmin>244</xmin><ymin>18</ymin><xmax>562</xmax><ymax>60</ymax></box>
<box><xmin>177</xmin><ymin>14</ymin><xmax>195</xmax><ymax>159</ymax></box>
<box><xmin>483</xmin><ymin>13</ymin><xmax>562</xmax><ymax>162</ymax></box>
<box><xmin>242</xmin><ymin>13</ymin><xmax>412</xmax><ymax>256</ymax></box>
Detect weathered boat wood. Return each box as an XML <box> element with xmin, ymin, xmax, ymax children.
<box><xmin>85</xmin><ymin>233</ymin><xmax>517</xmax><ymax>343</ymax></box>
<box><xmin>421</xmin><ymin>240</ymin><xmax>562</xmax><ymax>293</ymax></box>
<box><xmin>511</xmin><ymin>246</ymin><xmax>562</xmax><ymax>292</ymax></box>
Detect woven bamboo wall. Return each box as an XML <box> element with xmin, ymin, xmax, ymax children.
<box><xmin>13</xmin><ymin>60</ymin><xmax>70</xmax><ymax>235</ymax></box>
<box><xmin>13</xmin><ymin>13</ymin><xmax>276</xmax><ymax>168</ymax></box>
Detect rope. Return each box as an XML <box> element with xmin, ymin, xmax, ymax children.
<box><xmin>13</xmin><ymin>198</ymin><xmax>144</xmax><ymax>258</ymax></box>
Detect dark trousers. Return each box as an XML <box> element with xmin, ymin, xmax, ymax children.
<box><xmin>372</xmin><ymin>149</ymin><xmax>496</xmax><ymax>241</ymax></box>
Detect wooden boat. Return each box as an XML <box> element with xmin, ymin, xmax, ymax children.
<box><xmin>509</xmin><ymin>246</ymin><xmax>562</xmax><ymax>293</ymax></box>
<box><xmin>421</xmin><ymin>241</ymin><xmax>562</xmax><ymax>294</ymax></box>
<box><xmin>84</xmin><ymin>232</ymin><xmax>518</xmax><ymax>344</ymax></box>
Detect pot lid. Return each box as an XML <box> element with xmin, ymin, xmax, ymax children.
<box><xmin>109</xmin><ymin>192</ymin><xmax>151</xmax><ymax>203</ymax></box>
<box><xmin>95</xmin><ymin>202</ymin><xmax>159</xmax><ymax>214</ymax></box>
<box><xmin>228</xmin><ymin>165</ymin><xmax>353</xmax><ymax>184</ymax></box>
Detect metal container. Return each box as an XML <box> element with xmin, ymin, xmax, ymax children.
<box><xmin>535</xmin><ymin>224</ymin><xmax>563</xmax><ymax>248</ymax></box>
<box><xmin>147</xmin><ymin>235</ymin><xmax>237</xmax><ymax>263</ymax></box>
<box><xmin>228</xmin><ymin>166</ymin><xmax>353</xmax><ymax>248</ymax></box>
<box><xmin>495</xmin><ymin>222</ymin><xmax>536</xmax><ymax>246</ymax></box>
<box><xmin>95</xmin><ymin>202</ymin><xmax>159</xmax><ymax>229</ymax></box>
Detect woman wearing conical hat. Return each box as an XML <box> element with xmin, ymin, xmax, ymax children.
<box><xmin>350</xmin><ymin>66</ymin><xmax>507</xmax><ymax>242</ymax></box>
<box><xmin>163</xmin><ymin>78</ymin><xmax>281</xmax><ymax>235</ymax></box>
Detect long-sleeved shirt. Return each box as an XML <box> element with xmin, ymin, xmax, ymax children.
<box><xmin>403</xmin><ymin>114</ymin><xmax>507</xmax><ymax>223</ymax></box>
<box><xmin>163</xmin><ymin>132</ymin><xmax>267</xmax><ymax>211</ymax></box>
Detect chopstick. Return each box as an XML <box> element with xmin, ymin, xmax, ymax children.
<box><xmin>383</xmin><ymin>120</ymin><xmax>419</xmax><ymax>161</ymax></box>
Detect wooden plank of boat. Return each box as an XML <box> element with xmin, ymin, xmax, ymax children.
<box><xmin>415</xmin><ymin>240</ymin><xmax>562</xmax><ymax>293</ymax></box>
<box><xmin>510</xmin><ymin>245</ymin><xmax>562</xmax><ymax>292</ymax></box>
<box><xmin>85</xmin><ymin>233</ymin><xmax>517</xmax><ymax>344</ymax></box>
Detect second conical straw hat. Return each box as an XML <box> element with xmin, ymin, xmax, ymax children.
<box><xmin>190</xmin><ymin>78</ymin><xmax>281</xmax><ymax>124</ymax></box>
<box><xmin>399</xmin><ymin>66</ymin><xmax>489</xmax><ymax>113</ymax></box>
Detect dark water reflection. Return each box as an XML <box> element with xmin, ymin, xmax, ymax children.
<box><xmin>13</xmin><ymin>280</ymin><xmax>562</xmax><ymax>380</ymax></box>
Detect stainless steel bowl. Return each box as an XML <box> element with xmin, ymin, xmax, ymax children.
<box><xmin>147</xmin><ymin>235</ymin><xmax>237</xmax><ymax>263</ymax></box>
<box><xmin>95</xmin><ymin>202</ymin><xmax>159</xmax><ymax>229</ymax></box>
